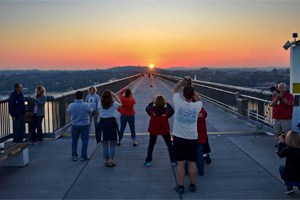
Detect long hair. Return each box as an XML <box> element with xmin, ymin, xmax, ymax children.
<box><xmin>101</xmin><ymin>90</ymin><xmax>113</xmax><ymax>109</ymax></box>
<box><xmin>36</xmin><ymin>85</ymin><xmax>46</xmax><ymax>97</ymax></box>
<box><xmin>125</xmin><ymin>89</ymin><xmax>132</xmax><ymax>98</ymax></box>
<box><xmin>286</xmin><ymin>130</ymin><xmax>300</xmax><ymax>148</ymax></box>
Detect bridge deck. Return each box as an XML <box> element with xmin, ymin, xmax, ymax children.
<box><xmin>0</xmin><ymin>76</ymin><xmax>299</xmax><ymax>199</ymax></box>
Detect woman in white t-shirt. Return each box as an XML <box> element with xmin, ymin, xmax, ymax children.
<box><xmin>96</xmin><ymin>90</ymin><xmax>122</xmax><ymax>167</ymax></box>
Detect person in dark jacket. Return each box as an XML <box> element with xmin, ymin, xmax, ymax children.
<box><xmin>8</xmin><ymin>83</ymin><xmax>26</xmax><ymax>143</ymax></box>
<box><xmin>277</xmin><ymin>130</ymin><xmax>300</xmax><ymax>194</ymax></box>
<box><xmin>144</xmin><ymin>95</ymin><xmax>176</xmax><ymax>167</ymax></box>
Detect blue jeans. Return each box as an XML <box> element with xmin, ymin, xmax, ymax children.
<box><xmin>196</xmin><ymin>144</ymin><xmax>204</xmax><ymax>175</ymax></box>
<box><xmin>71</xmin><ymin>125</ymin><xmax>89</xmax><ymax>158</ymax></box>
<box><xmin>13</xmin><ymin>115</ymin><xmax>25</xmax><ymax>143</ymax></box>
<box><xmin>119</xmin><ymin>115</ymin><xmax>136</xmax><ymax>141</ymax></box>
<box><xmin>89</xmin><ymin>111</ymin><xmax>99</xmax><ymax>132</ymax></box>
<box><xmin>102</xmin><ymin>141</ymin><xmax>117</xmax><ymax>161</ymax></box>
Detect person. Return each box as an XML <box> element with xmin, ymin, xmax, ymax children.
<box><xmin>196</xmin><ymin>107</ymin><xmax>209</xmax><ymax>175</ymax></box>
<box><xmin>85</xmin><ymin>86</ymin><xmax>100</xmax><ymax>133</ymax></box>
<box><xmin>270</xmin><ymin>83</ymin><xmax>294</xmax><ymax>137</ymax></box>
<box><xmin>67</xmin><ymin>91</ymin><xmax>92</xmax><ymax>161</ymax></box>
<box><xmin>144</xmin><ymin>95</ymin><xmax>175</xmax><ymax>167</ymax></box>
<box><xmin>172</xmin><ymin>76</ymin><xmax>202</xmax><ymax>194</ymax></box>
<box><xmin>30</xmin><ymin>85</ymin><xmax>47</xmax><ymax>144</ymax></box>
<box><xmin>118</xmin><ymin>87</ymin><xmax>138</xmax><ymax>146</ymax></box>
<box><xmin>8</xmin><ymin>83</ymin><xmax>26</xmax><ymax>143</ymax></box>
<box><xmin>277</xmin><ymin>130</ymin><xmax>300</xmax><ymax>194</ymax></box>
<box><xmin>96</xmin><ymin>90</ymin><xmax>122</xmax><ymax>167</ymax></box>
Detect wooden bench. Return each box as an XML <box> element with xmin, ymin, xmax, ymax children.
<box><xmin>0</xmin><ymin>142</ymin><xmax>29</xmax><ymax>167</ymax></box>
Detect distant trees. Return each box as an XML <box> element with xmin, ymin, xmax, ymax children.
<box><xmin>0</xmin><ymin>66</ymin><xmax>289</xmax><ymax>96</ymax></box>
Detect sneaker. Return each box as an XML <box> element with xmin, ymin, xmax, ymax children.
<box><xmin>189</xmin><ymin>184</ymin><xmax>197</xmax><ymax>192</ymax></box>
<box><xmin>285</xmin><ymin>186</ymin><xmax>294</xmax><ymax>194</ymax></box>
<box><xmin>72</xmin><ymin>156</ymin><xmax>78</xmax><ymax>161</ymax></box>
<box><xmin>144</xmin><ymin>161</ymin><xmax>151</xmax><ymax>167</ymax></box>
<box><xmin>175</xmin><ymin>185</ymin><xmax>185</xmax><ymax>194</ymax></box>
<box><xmin>117</xmin><ymin>141</ymin><xmax>121</xmax><ymax>146</ymax></box>
<box><xmin>81</xmin><ymin>155</ymin><xmax>90</xmax><ymax>161</ymax></box>
<box><xmin>133</xmin><ymin>142</ymin><xmax>139</xmax><ymax>147</ymax></box>
<box><xmin>171</xmin><ymin>162</ymin><xmax>177</xmax><ymax>167</ymax></box>
<box><xmin>205</xmin><ymin>154</ymin><xmax>212</xmax><ymax>165</ymax></box>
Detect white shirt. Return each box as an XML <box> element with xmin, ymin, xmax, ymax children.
<box><xmin>99</xmin><ymin>101</ymin><xmax>120</xmax><ymax>118</ymax></box>
<box><xmin>172</xmin><ymin>93</ymin><xmax>202</xmax><ymax>139</ymax></box>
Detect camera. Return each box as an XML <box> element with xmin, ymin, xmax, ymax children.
<box><xmin>186</xmin><ymin>79</ymin><xmax>192</xmax><ymax>85</ymax></box>
<box><xmin>269</xmin><ymin>85</ymin><xmax>280</xmax><ymax>95</ymax></box>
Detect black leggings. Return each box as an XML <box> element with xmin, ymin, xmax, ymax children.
<box><xmin>145</xmin><ymin>134</ymin><xmax>175</xmax><ymax>163</ymax></box>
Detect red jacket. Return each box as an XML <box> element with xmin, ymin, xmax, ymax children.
<box><xmin>272</xmin><ymin>91</ymin><xmax>294</xmax><ymax>119</ymax></box>
<box><xmin>197</xmin><ymin>108</ymin><xmax>208</xmax><ymax>144</ymax></box>
<box><xmin>146</xmin><ymin>102</ymin><xmax>174</xmax><ymax>135</ymax></box>
<box><xmin>118</xmin><ymin>88</ymin><xmax>136</xmax><ymax>116</ymax></box>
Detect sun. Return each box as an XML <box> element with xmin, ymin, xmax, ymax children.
<box><xmin>149</xmin><ymin>64</ymin><xmax>154</xmax><ymax>69</ymax></box>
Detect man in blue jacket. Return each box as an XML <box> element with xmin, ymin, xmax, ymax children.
<box><xmin>8</xmin><ymin>83</ymin><xmax>26</xmax><ymax>143</ymax></box>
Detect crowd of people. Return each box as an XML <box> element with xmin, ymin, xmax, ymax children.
<box><xmin>7</xmin><ymin>77</ymin><xmax>300</xmax><ymax>195</ymax></box>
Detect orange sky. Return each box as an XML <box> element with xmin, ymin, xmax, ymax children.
<box><xmin>0</xmin><ymin>1</ymin><xmax>299</xmax><ymax>70</ymax></box>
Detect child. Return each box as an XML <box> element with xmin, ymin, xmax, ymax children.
<box><xmin>85</xmin><ymin>86</ymin><xmax>100</xmax><ymax>134</ymax></box>
<box><xmin>186</xmin><ymin>107</ymin><xmax>211</xmax><ymax>176</ymax></box>
<box><xmin>277</xmin><ymin>130</ymin><xmax>300</xmax><ymax>194</ymax></box>
<box><xmin>144</xmin><ymin>95</ymin><xmax>176</xmax><ymax>167</ymax></box>
<box><xmin>96</xmin><ymin>90</ymin><xmax>122</xmax><ymax>167</ymax></box>
<box><xmin>196</xmin><ymin>108</ymin><xmax>209</xmax><ymax>175</ymax></box>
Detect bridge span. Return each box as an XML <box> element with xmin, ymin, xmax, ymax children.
<box><xmin>0</xmin><ymin>75</ymin><xmax>298</xmax><ymax>199</ymax></box>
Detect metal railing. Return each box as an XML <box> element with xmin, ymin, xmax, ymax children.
<box><xmin>156</xmin><ymin>73</ymin><xmax>274</xmax><ymax>127</ymax></box>
<box><xmin>0</xmin><ymin>74</ymin><xmax>142</xmax><ymax>142</ymax></box>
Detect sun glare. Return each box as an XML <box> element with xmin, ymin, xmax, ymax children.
<box><xmin>149</xmin><ymin>64</ymin><xmax>154</xmax><ymax>69</ymax></box>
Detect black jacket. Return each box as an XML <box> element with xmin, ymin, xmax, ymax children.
<box><xmin>277</xmin><ymin>142</ymin><xmax>300</xmax><ymax>182</ymax></box>
<box><xmin>8</xmin><ymin>91</ymin><xmax>25</xmax><ymax>118</ymax></box>
<box><xmin>145</xmin><ymin>102</ymin><xmax>174</xmax><ymax>118</ymax></box>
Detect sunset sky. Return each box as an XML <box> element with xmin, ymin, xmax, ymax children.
<box><xmin>0</xmin><ymin>0</ymin><xmax>299</xmax><ymax>70</ymax></box>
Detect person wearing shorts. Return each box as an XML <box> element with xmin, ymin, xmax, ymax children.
<box><xmin>172</xmin><ymin>76</ymin><xmax>202</xmax><ymax>194</ymax></box>
<box><xmin>270</xmin><ymin>83</ymin><xmax>294</xmax><ymax>136</ymax></box>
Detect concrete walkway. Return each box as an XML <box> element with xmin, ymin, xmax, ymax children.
<box><xmin>0</xmin><ymin>76</ymin><xmax>299</xmax><ymax>199</ymax></box>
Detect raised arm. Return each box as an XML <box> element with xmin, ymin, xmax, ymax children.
<box><xmin>173</xmin><ymin>78</ymin><xmax>186</xmax><ymax>93</ymax></box>
<box><xmin>112</xmin><ymin>92</ymin><xmax>122</xmax><ymax>109</ymax></box>
<box><xmin>119</xmin><ymin>88</ymin><xmax>126</xmax><ymax>99</ymax></box>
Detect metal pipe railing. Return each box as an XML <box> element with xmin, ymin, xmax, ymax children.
<box><xmin>155</xmin><ymin>73</ymin><xmax>274</xmax><ymax>127</ymax></box>
<box><xmin>0</xmin><ymin>74</ymin><xmax>143</xmax><ymax>142</ymax></box>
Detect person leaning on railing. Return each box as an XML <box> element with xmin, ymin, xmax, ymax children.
<box><xmin>29</xmin><ymin>85</ymin><xmax>47</xmax><ymax>144</ymax></box>
<box><xmin>270</xmin><ymin>83</ymin><xmax>294</xmax><ymax>137</ymax></box>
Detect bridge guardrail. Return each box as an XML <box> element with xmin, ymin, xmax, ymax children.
<box><xmin>0</xmin><ymin>74</ymin><xmax>143</xmax><ymax>142</ymax></box>
<box><xmin>155</xmin><ymin>73</ymin><xmax>274</xmax><ymax>127</ymax></box>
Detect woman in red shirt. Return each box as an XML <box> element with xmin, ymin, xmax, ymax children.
<box><xmin>144</xmin><ymin>95</ymin><xmax>176</xmax><ymax>167</ymax></box>
<box><xmin>118</xmin><ymin>87</ymin><xmax>138</xmax><ymax>146</ymax></box>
